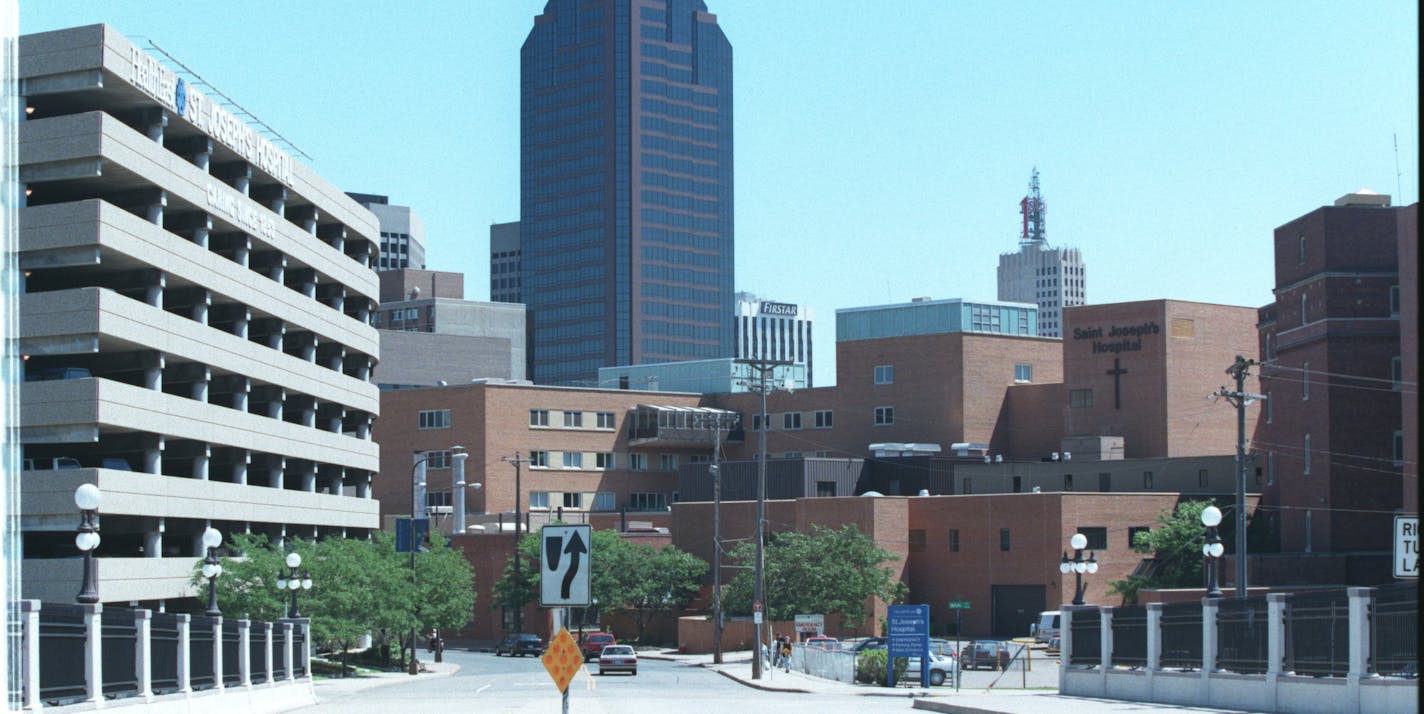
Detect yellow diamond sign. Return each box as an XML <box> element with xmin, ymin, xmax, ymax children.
<box><xmin>541</xmin><ymin>627</ymin><xmax>581</xmax><ymax>693</ymax></box>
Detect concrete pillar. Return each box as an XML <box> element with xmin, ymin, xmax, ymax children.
<box><xmin>191</xmin><ymin>139</ymin><xmax>213</xmax><ymax>173</ymax></box>
<box><xmin>270</xmin><ymin>456</ymin><xmax>286</xmax><ymax>489</ymax></box>
<box><xmin>1347</xmin><ymin>587</ymin><xmax>1373</xmax><ymax>710</ymax></box>
<box><xmin>1059</xmin><ymin>606</ymin><xmax>1073</xmax><ymax>693</ymax></box>
<box><xmin>303</xmin><ymin>398</ymin><xmax>316</xmax><ymax>429</ymax></box>
<box><xmin>192</xmin><ymin>213</ymin><xmax>211</xmax><ymax>249</ymax></box>
<box><xmin>233</xmin><ymin>448</ymin><xmax>249</xmax><ymax>486</ymax></box>
<box><xmin>454</xmin><ymin>451</ymin><xmax>469</xmax><ymax>534</ymax></box>
<box><xmin>194</xmin><ymin>444</ymin><xmax>210</xmax><ymax>481</ymax></box>
<box><xmin>191</xmin><ymin>366</ymin><xmax>210</xmax><ymax>403</ymax></box>
<box><xmin>1100</xmin><ymin>605</ymin><xmax>1114</xmax><ymax>671</ymax></box>
<box><xmin>356</xmin><ymin>472</ymin><xmax>371</xmax><ymax>499</ymax></box>
<box><xmin>83</xmin><ymin>603</ymin><xmax>103</xmax><ymax>704</ymax></box>
<box><xmin>268</xmin><ymin>388</ymin><xmax>285</xmax><ymax>421</ymax></box>
<box><xmin>281</xmin><ymin>621</ymin><xmax>294</xmax><ymax>680</ymax></box>
<box><xmin>143</xmin><ymin>435</ymin><xmax>163</xmax><ymax>475</ymax></box>
<box><xmin>358</xmin><ymin>413</ymin><xmax>372</xmax><ymax>440</ymax></box>
<box><xmin>145</xmin><ymin>272</ymin><xmax>165</xmax><ymax>309</ymax></box>
<box><xmin>302</xmin><ymin>334</ymin><xmax>318</xmax><ymax>363</ymax></box>
<box><xmin>332</xmin><ymin>471</ymin><xmax>345</xmax><ymax>497</ymax></box>
<box><xmin>234</xmin><ymin>235</ymin><xmax>250</xmax><ymax>269</ymax></box>
<box><xmin>233</xmin><ymin>307</ymin><xmax>249</xmax><ymax>340</ymax></box>
<box><xmin>21</xmin><ymin>600</ymin><xmax>40</xmax><ymax>711</ymax></box>
<box><xmin>1267</xmin><ymin>593</ymin><xmax>1287</xmax><ymax>710</ymax></box>
<box><xmin>143</xmin><ymin>352</ymin><xmax>164</xmax><ymax>391</ymax></box>
<box><xmin>1146</xmin><ymin>602</ymin><xmax>1162</xmax><ymax>694</ymax></box>
<box><xmin>211</xmin><ymin>616</ymin><xmax>225</xmax><ymax>691</ymax></box>
<box><xmin>269</xmin><ymin>254</ymin><xmax>286</xmax><ymax>285</ymax></box>
<box><xmin>301</xmin><ymin>462</ymin><xmax>317</xmax><ymax>493</ymax></box>
<box><xmin>145</xmin><ymin>517</ymin><xmax>164</xmax><ymax>557</ymax></box>
<box><xmin>145</xmin><ymin>189</ymin><xmax>167</xmax><ymax>226</ymax></box>
<box><xmin>193</xmin><ymin>289</ymin><xmax>210</xmax><ymax>326</ymax></box>
<box><xmin>262</xmin><ymin>622</ymin><xmax>274</xmax><ymax>683</ymax></box>
<box><xmin>232</xmin><ymin>376</ymin><xmax>250</xmax><ymax>413</ymax></box>
<box><xmin>176</xmin><ymin>614</ymin><xmax>191</xmax><ymax>694</ymax></box>
<box><xmin>135</xmin><ymin>608</ymin><xmax>153</xmax><ymax>701</ymax></box>
<box><xmin>1201</xmin><ymin>597</ymin><xmax>1219</xmax><ymax>703</ymax></box>
<box><xmin>301</xmin><ymin>207</ymin><xmax>319</xmax><ymax>235</ymax></box>
<box><xmin>144</xmin><ymin>108</ymin><xmax>167</xmax><ymax>143</ymax></box>
<box><xmin>228</xmin><ymin>164</ymin><xmax>252</xmax><ymax>196</ymax></box>
<box><xmin>327</xmin><ymin>406</ymin><xmax>344</xmax><ymax>434</ymax></box>
<box><xmin>329</xmin><ymin>345</ymin><xmax>345</xmax><ymax>373</ymax></box>
<box><xmin>298</xmin><ymin>619</ymin><xmax>312</xmax><ymax>677</ymax></box>
<box><xmin>238</xmin><ymin>619</ymin><xmax>251</xmax><ymax>687</ymax></box>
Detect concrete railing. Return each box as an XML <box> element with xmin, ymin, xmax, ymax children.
<box><xmin>1059</xmin><ymin>587</ymin><xmax>1418</xmax><ymax>714</ymax></box>
<box><xmin>11</xmin><ymin>599</ymin><xmax>315</xmax><ymax>712</ymax></box>
<box><xmin>787</xmin><ymin>644</ymin><xmax>857</xmax><ymax>683</ymax></box>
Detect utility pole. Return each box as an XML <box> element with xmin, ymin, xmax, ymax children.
<box><xmin>711</xmin><ymin>421</ymin><xmax>724</xmax><ymax>664</ymax></box>
<box><xmin>737</xmin><ymin>357</ymin><xmax>791</xmax><ymax>680</ymax></box>
<box><xmin>502</xmin><ymin>452</ymin><xmax>531</xmax><ymax>632</ymax></box>
<box><xmin>1210</xmin><ymin>355</ymin><xmax>1265</xmax><ymax>599</ymax></box>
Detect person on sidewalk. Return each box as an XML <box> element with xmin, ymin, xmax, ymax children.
<box><xmin>780</xmin><ymin>636</ymin><xmax>792</xmax><ymax>672</ymax></box>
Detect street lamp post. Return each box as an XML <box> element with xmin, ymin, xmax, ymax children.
<box><xmin>201</xmin><ymin>527</ymin><xmax>224</xmax><ymax>616</ymax></box>
<box><xmin>502</xmin><ymin>452</ymin><xmax>532</xmax><ymax>633</ymax></box>
<box><xmin>276</xmin><ymin>552</ymin><xmax>311</xmax><ymax>618</ymax></box>
<box><xmin>74</xmin><ymin>484</ymin><xmax>102</xmax><ymax>604</ymax></box>
<box><xmin>1059</xmin><ymin>533</ymin><xmax>1098</xmax><ymax>606</ymax></box>
<box><xmin>1201</xmin><ymin>505</ymin><xmax>1225</xmax><ymax>598</ymax></box>
<box><xmin>737</xmin><ymin>357</ymin><xmax>791</xmax><ymax>681</ymax></box>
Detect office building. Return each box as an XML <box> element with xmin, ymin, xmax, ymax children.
<box><xmin>598</xmin><ymin>357</ymin><xmax>808</xmax><ymax>394</ymax></box>
<box><xmin>372</xmin><ymin>268</ymin><xmax>526</xmax><ymax>387</ymax></box>
<box><xmin>1255</xmin><ymin>191</ymin><xmax>1409</xmax><ymax>557</ymax></box>
<box><xmin>348</xmin><ymin>193</ymin><xmax>426</xmax><ymax>272</ymax></box>
<box><xmin>490</xmin><ymin>220</ymin><xmax>521</xmax><ymax>303</ymax></box>
<box><xmin>734</xmin><ymin>292</ymin><xmax>813</xmax><ymax>386</ymax></box>
<box><xmin>521</xmin><ymin>0</ymin><xmax>735</xmax><ymax>386</ymax></box>
<box><xmin>997</xmin><ymin>169</ymin><xmax>1086</xmax><ymax>337</ymax></box>
<box><xmin>17</xmin><ymin>25</ymin><xmax>380</xmax><ymax>606</ymax></box>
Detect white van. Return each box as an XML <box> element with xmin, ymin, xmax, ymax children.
<box><xmin>1030</xmin><ymin>611</ymin><xmax>1061</xmax><ymax>644</ymax></box>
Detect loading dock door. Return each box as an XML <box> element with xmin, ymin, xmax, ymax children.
<box><xmin>991</xmin><ymin>585</ymin><xmax>1046</xmax><ymax>639</ymax></box>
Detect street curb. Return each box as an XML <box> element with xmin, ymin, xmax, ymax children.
<box><xmin>311</xmin><ymin>662</ymin><xmax>461</xmax><ymax>698</ymax></box>
<box><xmin>708</xmin><ymin>665</ymin><xmax>812</xmax><ymax>694</ymax></box>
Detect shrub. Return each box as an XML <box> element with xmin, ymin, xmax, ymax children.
<box><xmin>854</xmin><ymin>649</ymin><xmax>908</xmax><ymax>684</ymax></box>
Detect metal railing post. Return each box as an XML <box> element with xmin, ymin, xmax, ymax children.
<box><xmin>212</xmin><ymin>615</ymin><xmax>224</xmax><ymax>690</ymax></box>
<box><xmin>1267</xmin><ymin>593</ymin><xmax>1288</xmax><ymax>710</ymax></box>
<box><xmin>176</xmin><ymin>613</ymin><xmax>192</xmax><ymax>694</ymax></box>
<box><xmin>238</xmin><ymin>619</ymin><xmax>251</xmax><ymax>687</ymax></box>
<box><xmin>1145</xmin><ymin>603</ymin><xmax>1163</xmax><ymax>696</ymax></box>
<box><xmin>1201</xmin><ymin>598</ymin><xmax>1219</xmax><ymax>703</ymax></box>
<box><xmin>82</xmin><ymin>603</ymin><xmax>103</xmax><ymax>704</ymax></box>
<box><xmin>135</xmin><ymin>608</ymin><xmax>154</xmax><ymax>701</ymax></box>
<box><xmin>262</xmin><ymin>622</ymin><xmax>274</xmax><ymax>683</ymax></box>
<box><xmin>1346</xmin><ymin>587</ymin><xmax>1373</xmax><ymax>711</ymax></box>
<box><xmin>21</xmin><ymin>600</ymin><xmax>41</xmax><ymax>711</ymax></box>
<box><xmin>281</xmin><ymin>620</ymin><xmax>294</xmax><ymax>680</ymax></box>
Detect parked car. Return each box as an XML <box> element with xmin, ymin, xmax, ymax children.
<box><xmin>494</xmin><ymin>633</ymin><xmax>544</xmax><ymax>657</ymax></box>
<box><xmin>959</xmin><ymin>640</ymin><xmax>1013</xmax><ymax>670</ymax></box>
<box><xmin>901</xmin><ymin>651</ymin><xmax>958</xmax><ymax>687</ymax></box>
<box><xmin>597</xmin><ymin>644</ymin><xmax>637</xmax><ymax>675</ymax></box>
<box><xmin>804</xmin><ymin>635</ymin><xmax>840</xmax><ymax>651</ymax></box>
<box><xmin>580</xmin><ymin>631</ymin><xmax>616</xmax><ymax>661</ymax></box>
<box><xmin>25</xmin><ymin>366</ymin><xmax>92</xmax><ymax>381</ymax></box>
<box><xmin>1030</xmin><ymin>610</ymin><xmax>1061</xmax><ymax>645</ymax></box>
<box><xmin>100</xmin><ymin>458</ymin><xmax>131</xmax><ymax>471</ymax></box>
<box><xmin>850</xmin><ymin>637</ymin><xmax>886</xmax><ymax>652</ymax></box>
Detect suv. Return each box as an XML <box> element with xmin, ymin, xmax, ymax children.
<box><xmin>494</xmin><ymin>633</ymin><xmax>544</xmax><ymax>657</ymax></box>
<box><xmin>959</xmin><ymin>640</ymin><xmax>1013</xmax><ymax>670</ymax></box>
<box><xmin>580</xmin><ymin>631</ymin><xmax>616</xmax><ymax>661</ymax></box>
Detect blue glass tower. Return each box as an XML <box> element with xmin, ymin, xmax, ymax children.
<box><xmin>521</xmin><ymin>0</ymin><xmax>734</xmax><ymax>386</ymax></box>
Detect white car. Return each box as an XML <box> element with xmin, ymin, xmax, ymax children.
<box><xmin>901</xmin><ymin>651</ymin><xmax>958</xmax><ymax>687</ymax></box>
<box><xmin>598</xmin><ymin>644</ymin><xmax>637</xmax><ymax>675</ymax></box>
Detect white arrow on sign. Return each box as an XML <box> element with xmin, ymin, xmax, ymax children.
<box><xmin>541</xmin><ymin>524</ymin><xmax>592</xmax><ymax>607</ymax></box>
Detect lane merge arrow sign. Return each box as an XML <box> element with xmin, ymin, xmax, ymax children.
<box><xmin>541</xmin><ymin>524</ymin><xmax>592</xmax><ymax>607</ymax></box>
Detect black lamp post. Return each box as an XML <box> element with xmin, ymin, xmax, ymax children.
<box><xmin>201</xmin><ymin>527</ymin><xmax>224</xmax><ymax>616</ymax></box>
<box><xmin>74</xmin><ymin>484</ymin><xmax>102</xmax><ymax>604</ymax></box>
<box><xmin>1059</xmin><ymin>532</ymin><xmax>1098</xmax><ymax>606</ymax></box>
<box><xmin>1201</xmin><ymin>505</ymin><xmax>1225</xmax><ymax>598</ymax></box>
<box><xmin>276</xmin><ymin>552</ymin><xmax>311</xmax><ymax>617</ymax></box>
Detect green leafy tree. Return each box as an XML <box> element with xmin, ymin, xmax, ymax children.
<box><xmin>191</xmin><ymin>532</ymin><xmax>289</xmax><ymax>623</ymax></box>
<box><xmin>722</xmin><ymin>524</ymin><xmax>905</xmax><ymax>630</ymax></box>
<box><xmin>491</xmin><ymin>531</ymin><xmax>541</xmax><ymax>628</ymax></box>
<box><xmin>414</xmin><ymin>531</ymin><xmax>478</xmax><ymax>637</ymax></box>
<box><xmin>1108</xmin><ymin>499</ymin><xmax>1216</xmax><ymax>604</ymax></box>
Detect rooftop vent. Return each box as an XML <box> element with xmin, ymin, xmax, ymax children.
<box><xmin>1334</xmin><ymin>189</ymin><xmax>1391</xmax><ymax>207</ymax></box>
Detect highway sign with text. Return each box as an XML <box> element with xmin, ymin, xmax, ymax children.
<box><xmin>1396</xmin><ymin>516</ymin><xmax>1418</xmax><ymax>578</ymax></box>
<box><xmin>541</xmin><ymin>524</ymin><xmax>591</xmax><ymax>606</ymax></box>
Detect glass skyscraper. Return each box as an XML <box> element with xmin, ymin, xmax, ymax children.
<box><xmin>521</xmin><ymin>0</ymin><xmax>734</xmax><ymax>386</ymax></box>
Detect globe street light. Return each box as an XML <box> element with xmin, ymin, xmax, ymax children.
<box><xmin>277</xmin><ymin>551</ymin><xmax>311</xmax><ymax>618</ymax></box>
<box><xmin>1201</xmin><ymin>505</ymin><xmax>1225</xmax><ymax>598</ymax></box>
<box><xmin>1060</xmin><ymin>532</ymin><xmax>1098</xmax><ymax>606</ymax></box>
<box><xmin>74</xmin><ymin>484</ymin><xmax>102</xmax><ymax>604</ymax></box>
<box><xmin>201</xmin><ymin>527</ymin><xmax>224</xmax><ymax>616</ymax></box>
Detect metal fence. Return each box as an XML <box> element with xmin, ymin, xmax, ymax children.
<box><xmin>1371</xmin><ymin>582</ymin><xmax>1418</xmax><ymax>678</ymax></box>
<box><xmin>1217</xmin><ymin>598</ymin><xmax>1269</xmax><ymax>675</ymax></box>
<box><xmin>222</xmin><ymin>620</ymin><xmax>242</xmax><ymax>686</ymax></box>
<box><xmin>293</xmin><ymin>625</ymin><xmax>307</xmax><ymax>678</ymax></box>
<box><xmin>250</xmin><ymin>626</ymin><xmax>270</xmax><ymax>684</ymax></box>
<box><xmin>788</xmin><ymin>644</ymin><xmax>856</xmax><ymax>683</ymax></box>
<box><xmin>1068</xmin><ymin>610</ymin><xmax>1100</xmax><ymax>666</ymax></box>
<box><xmin>100</xmin><ymin>607</ymin><xmax>139</xmax><ymax>698</ymax></box>
<box><xmin>1159</xmin><ymin>601</ymin><xmax>1203</xmax><ymax>670</ymax></box>
<box><xmin>1109</xmin><ymin>605</ymin><xmax>1146</xmax><ymax>668</ymax></box>
<box><xmin>1287</xmin><ymin>588</ymin><xmax>1349</xmax><ymax>677</ymax></box>
<box><xmin>151</xmin><ymin>612</ymin><xmax>181</xmax><ymax>694</ymax></box>
<box><xmin>38</xmin><ymin>604</ymin><xmax>87</xmax><ymax>705</ymax></box>
<box><xmin>189</xmin><ymin>615</ymin><xmax>216</xmax><ymax>690</ymax></box>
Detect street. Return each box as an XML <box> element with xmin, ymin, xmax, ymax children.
<box><xmin>293</xmin><ymin>649</ymin><xmax>914</xmax><ymax>714</ymax></box>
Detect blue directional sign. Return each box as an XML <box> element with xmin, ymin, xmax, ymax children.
<box><xmin>887</xmin><ymin>604</ymin><xmax>931</xmax><ymax>687</ymax></box>
<box><xmin>395</xmin><ymin>518</ymin><xmax>430</xmax><ymax>553</ymax></box>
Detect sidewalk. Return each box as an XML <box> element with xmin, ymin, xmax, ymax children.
<box><xmin>310</xmin><ymin>659</ymin><xmax>460</xmax><ymax>697</ymax></box>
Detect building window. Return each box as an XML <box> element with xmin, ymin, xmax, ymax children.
<box><xmin>628</xmin><ymin>453</ymin><xmax>648</xmax><ymax>471</ymax></box>
<box><xmin>659</xmin><ymin>454</ymin><xmax>678</xmax><ymax>471</ymax></box>
<box><xmin>563</xmin><ymin>411</ymin><xmax>583</xmax><ymax>428</ymax></box>
<box><xmin>418</xmin><ymin>409</ymin><xmax>450</xmax><ymax>429</ymax></box>
<box><xmin>1143</xmin><ymin>471</ymin><xmax>1154</xmax><ymax>489</ymax></box>
<box><xmin>629</xmin><ymin>492</ymin><xmax>667</xmax><ymax>511</ymax></box>
<box><xmin>1390</xmin><ymin>285</ymin><xmax>1400</xmax><ymax>315</ymax></box>
<box><xmin>874</xmin><ymin>365</ymin><xmax>894</xmax><ymax>384</ymax></box>
<box><xmin>814</xmin><ymin>410</ymin><xmax>833</xmax><ymax>429</ymax></box>
<box><xmin>1064</xmin><ymin>474</ymin><xmax>1074</xmax><ymax>491</ymax></box>
<box><xmin>529</xmin><ymin>491</ymin><xmax>549</xmax><ymax>509</ymax></box>
<box><xmin>593</xmin><ymin>492</ymin><xmax>616</xmax><ymax>511</ymax></box>
<box><xmin>1014</xmin><ymin>364</ymin><xmax>1033</xmax><ymax>383</ymax></box>
<box><xmin>815</xmin><ymin>451</ymin><xmax>832</xmax><ymax>458</ymax></box>
<box><xmin>1300</xmin><ymin>293</ymin><xmax>1307</xmax><ymax>326</ymax></box>
<box><xmin>949</xmin><ymin>529</ymin><xmax>960</xmax><ymax>553</ymax></box>
<box><xmin>1304</xmin><ymin>511</ymin><xmax>1313</xmax><ymax>553</ymax></box>
<box><xmin>530</xmin><ymin>451</ymin><xmax>549</xmax><ymax>468</ymax></box>
<box><xmin>563</xmin><ymin>452</ymin><xmax>583</xmax><ymax>469</ymax></box>
<box><xmin>909</xmin><ymin>530</ymin><xmax>926</xmax><ymax>553</ymax></box>
<box><xmin>1264</xmin><ymin>333</ymin><xmax>1272</xmax><ymax>360</ymax></box>
<box><xmin>1302</xmin><ymin>362</ymin><xmax>1310</xmax><ymax>400</ymax></box>
<box><xmin>1298</xmin><ymin>235</ymin><xmax>1306</xmax><ymax>264</ymax></box>
<box><xmin>785</xmin><ymin>452</ymin><xmax>803</xmax><ymax>459</ymax></box>
<box><xmin>1077</xmin><ymin>527</ymin><xmax>1108</xmax><ymax>550</ymax></box>
<box><xmin>425</xmin><ymin>491</ymin><xmax>451</xmax><ymax>510</ymax></box>
<box><xmin>529</xmin><ymin>409</ymin><xmax>550</xmax><ymax>427</ymax></box>
<box><xmin>1395</xmin><ymin>430</ymin><xmax>1405</xmax><ymax>466</ymax></box>
<box><xmin>1128</xmin><ymin>526</ymin><xmax>1151</xmax><ymax>549</ymax></box>
<box><xmin>1198</xmin><ymin>469</ymin><xmax>1209</xmax><ymax>488</ymax></box>
<box><xmin>1267</xmin><ymin>451</ymin><xmax>1275</xmax><ymax>485</ymax></box>
<box><xmin>874</xmin><ymin>406</ymin><xmax>894</xmax><ymax>426</ymax></box>
<box><xmin>1303</xmin><ymin>433</ymin><xmax>1311</xmax><ymax>474</ymax></box>
<box><xmin>752</xmin><ymin>414</ymin><xmax>765</xmax><ymax>431</ymax></box>
<box><xmin>596</xmin><ymin>411</ymin><xmax>616</xmax><ymax>429</ymax></box>
<box><xmin>962</xmin><ymin>478</ymin><xmax>973</xmax><ymax>495</ymax></box>
<box><xmin>1098</xmin><ymin>473</ymin><xmax>1111</xmax><ymax>492</ymax></box>
<box><xmin>783</xmin><ymin>412</ymin><xmax>802</xmax><ymax>430</ymax></box>
<box><xmin>1000</xmin><ymin>528</ymin><xmax>1011</xmax><ymax>552</ymax></box>
<box><xmin>1267</xmin><ymin>392</ymin><xmax>1273</xmax><ymax>423</ymax></box>
<box><xmin>596</xmin><ymin>452</ymin><xmax>616</xmax><ymax>469</ymax></box>
<box><xmin>563</xmin><ymin>492</ymin><xmax>582</xmax><ymax>509</ymax></box>
<box><xmin>1393</xmin><ymin>357</ymin><xmax>1403</xmax><ymax>390</ymax></box>
<box><xmin>1012</xmin><ymin>476</ymin><xmax>1022</xmax><ymax>493</ymax></box>
<box><xmin>422</xmin><ymin>451</ymin><xmax>451</xmax><ymax>469</ymax></box>
<box><xmin>1069</xmin><ymin>389</ymin><xmax>1093</xmax><ymax>408</ymax></box>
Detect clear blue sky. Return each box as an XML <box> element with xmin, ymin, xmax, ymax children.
<box><xmin>22</xmin><ymin>2</ymin><xmax>1418</xmax><ymax>385</ymax></box>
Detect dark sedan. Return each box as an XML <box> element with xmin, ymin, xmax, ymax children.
<box><xmin>959</xmin><ymin>640</ymin><xmax>1013</xmax><ymax>670</ymax></box>
<box><xmin>495</xmin><ymin>633</ymin><xmax>544</xmax><ymax>657</ymax></box>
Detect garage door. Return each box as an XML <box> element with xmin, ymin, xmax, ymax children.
<box><xmin>991</xmin><ymin>585</ymin><xmax>1046</xmax><ymax>639</ymax></box>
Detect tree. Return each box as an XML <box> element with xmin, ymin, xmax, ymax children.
<box><xmin>191</xmin><ymin>532</ymin><xmax>288</xmax><ymax>623</ymax></box>
<box><xmin>1108</xmin><ymin>499</ymin><xmax>1217</xmax><ymax>604</ymax></box>
<box><xmin>414</xmin><ymin>531</ymin><xmax>478</xmax><ymax>637</ymax></box>
<box><xmin>721</xmin><ymin>524</ymin><xmax>905</xmax><ymax>630</ymax></box>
